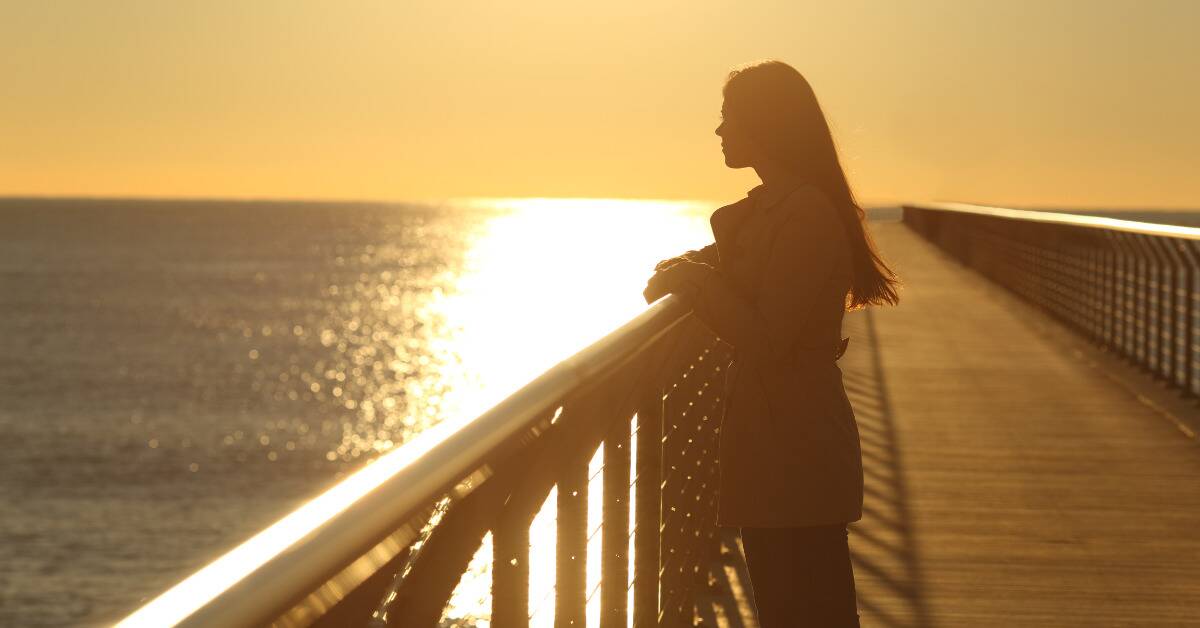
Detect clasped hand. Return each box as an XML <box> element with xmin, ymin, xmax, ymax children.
<box><xmin>643</xmin><ymin>259</ymin><xmax>712</xmax><ymax>305</ymax></box>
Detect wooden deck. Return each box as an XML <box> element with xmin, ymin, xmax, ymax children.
<box><xmin>701</xmin><ymin>220</ymin><xmax>1200</xmax><ymax>627</ymax></box>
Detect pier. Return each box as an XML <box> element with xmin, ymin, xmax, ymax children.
<box><xmin>119</xmin><ymin>204</ymin><xmax>1200</xmax><ymax>627</ymax></box>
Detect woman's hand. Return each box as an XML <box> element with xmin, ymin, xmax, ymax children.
<box><xmin>654</xmin><ymin>255</ymin><xmax>685</xmax><ymax>272</ymax></box>
<box><xmin>643</xmin><ymin>272</ymin><xmax>671</xmax><ymax>304</ymax></box>
<box><xmin>643</xmin><ymin>261</ymin><xmax>712</xmax><ymax>304</ymax></box>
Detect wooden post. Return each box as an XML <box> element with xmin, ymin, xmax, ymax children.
<box><xmin>555</xmin><ymin>455</ymin><xmax>588</xmax><ymax>627</ymax></box>
<box><xmin>601</xmin><ymin>417</ymin><xmax>631</xmax><ymax>628</ymax></box>
<box><xmin>493</xmin><ymin>515</ymin><xmax>530</xmax><ymax>627</ymax></box>
<box><xmin>633</xmin><ymin>389</ymin><xmax>663</xmax><ymax>628</ymax></box>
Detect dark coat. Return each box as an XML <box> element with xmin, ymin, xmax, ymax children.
<box><xmin>674</xmin><ymin>176</ymin><xmax>863</xmax><ymax>527</ymax></box>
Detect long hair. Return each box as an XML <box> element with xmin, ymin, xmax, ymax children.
<box><xmin>724</xmin><ymin>60</ymin><xmax>900</xmax><ymax>310</ymax></box>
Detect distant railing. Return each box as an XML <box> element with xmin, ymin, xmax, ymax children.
<box><xmin>904</xmin><ymin>202</ymin><xmax>1200</xmax><ymax>395</ymax></box>
<box><xmin>117</xmin><ymin>294</ymin><xmax>732</xmax><ymax>627</ymax></box>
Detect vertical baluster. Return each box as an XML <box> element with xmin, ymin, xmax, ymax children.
<box><xmin>1015</xmin><ymin>230</ymin><xmax>1027</xmax><ymax>299</ymax></box>
<box><xmin>1086</xmin><ymin>239</ymin><xmax>1102</xmax><ymax>341</ymax></box>
<box><xmin>1165</xmin><ymin>242</ymin><xmax>1180</xmax><ymax>382</ymax></box>
<box><xmin>1025</xmin><ymin>235</ymin><xmax>1036</xmax><ymax>304</ymax></box>
<box><xmin>1042</xmin><ymin>231</ymin><xmax>1057</xmax><ymax>317</ymax></box>
<box><xmin>659</xmin><ymin>379</ymin><xmax>687</xmax><ymax>627</ymax></box>
<box><xmin>556</xmin><ymin>454</ymin><xmax>589</xmax><ymax>627</ymax></box>
<box><xmin>1066</xmin><ymin>240</ymin><xmax>1081</xmax><ymax>329</ymax></box>
<box><xmin>1186</xmin><ymin>241</ymin><xmax>1200</xmax><ymax>395</ymax></box>
<box><xmin>1178</xmin><ymin>253</ymin><xmax>1191</xmax><ymax>390</ymax></box>
<box><xmin>1043</xmin><ymin>230</ymin><xmax>1055</xmax><ymax>314</ymax></box>
<box><xmin>1059</xmin><ymin>239</ymin><xmax>1072</xmax><ymax>327</ymax></box>
<box><xmin>1015</xmin><ymin>223</ymin><xmax>1025</xmax><ymax>299</ymax></box>
<box><xmin>493</xmin><ymin>516</ymin><xmax>530</xmax><ymax>627</ymax></box>
<box><xmin>1154</xmin><ymin>238</ymin><xmax>1176</xmax><ymax>381</ymax></box>
<box><xmin>1057</xmin><ymin>234</ymin><xmax>1070</xmax><ymax>324</ymax></box>
<box><xmin>1135</xmin><ymin>237</ymin><xmax>1150</xmax><ymax>367</ymax></box>
<box><xmin>1146</xmin><ymin>237</ymin><xmax>1161</xmax><ymax>374</ymax></box>
<box><xmin>1118</xmin><ymin>236</ymin><xmax>1131</xmax><ymax>351</ymax></box>
<box><xmin>1117</xmin><ymin>236</ymin><xmax>1136</xmax><ymax>358</ymax></box>
<box><xmin>601</xmin><ymin>417</ymin><xmax>632</xmax><ymax>628</ymax></box>
<box><xmin>1102</xmin><ymin>241</ymin><xmax>1116</xmax><ymax>348</ymax></box>
<box><xmin>1031</xmin><ymin>233</ymin><xmax>1044</xmax><ymax>310</ymax></box>
<box><xmin>1079</xmin><ymin>241</ymin><xmax>1094</xmax><ymax>334</ymax></box>
<box><xmin>1176</xmin><ymin>240</ymin><xmax>1197</xmax><ymax>392</ymax></box>
<box><xmin>633</xmin><ymin>390</ymin><xmax>663</xmax><ymax>628</ymax></box>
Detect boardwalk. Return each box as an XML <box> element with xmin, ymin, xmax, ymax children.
<box><xmin>703</xmin><ymin>220</ymin><xmax>1200</xmax><ymax>627</ymax></box>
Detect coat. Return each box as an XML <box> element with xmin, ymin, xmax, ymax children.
<box><xmin>668</xmin><ymin>175</ymin><xmax>863</xmax><ymax>527</ymax></box>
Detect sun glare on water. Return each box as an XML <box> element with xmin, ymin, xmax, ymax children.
<box><xmin>117</xmin><ymin>197</ymin><xmax>715</xmax><ymax>627</ymax></box>
<box><xmin>438</xmin><ymin>197</ymin><xmax>713</xmax><ymax>417</ymax></box>
<box><xmin>434</xmin><ymin>198</ymin><xmax>712</xmax><ymax>625</ymax></box>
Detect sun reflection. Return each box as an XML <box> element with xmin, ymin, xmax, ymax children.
<box><xmin>437</xmin><ymin>197</ymin><xmax>711</xmax><ymax>418</ymax></box>
<box><xmin>118</xmin><ymin>197</ymin><xmax>714</xmax><ymax>627</ymax></box>
<box><xmin>433</xmin><ymin>197</ymin><xmax>712</xmax><ymax>625</ymax></box>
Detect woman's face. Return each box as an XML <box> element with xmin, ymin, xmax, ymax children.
<box><xmin>715</xmin><ymin>98</ymin><xmax>758</xmax><ymax>169</ymax></box>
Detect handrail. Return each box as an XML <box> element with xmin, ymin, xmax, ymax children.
<box><xmin>117</xmin><ymin>294</ymin><xmax>702</xmax><ymax>627</ymax></box>
<box><xmin>910</xmin><ymin>201</ymin><xmax>1200</xmax><ymax>240</ymax></box>
<box><xmin>904</xmin><ymin>201</ymin><xmax>1200</xmax><ymax>398</ymax></box>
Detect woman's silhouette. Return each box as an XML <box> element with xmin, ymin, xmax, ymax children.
<box><xmin>643</xmin><ymin>60</ymin><xmax>900</xmax><ymax>627</ymax></box>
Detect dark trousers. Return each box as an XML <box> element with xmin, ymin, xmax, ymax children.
<box><xmin>739</xmin><ymin>524</ymin><xmax>861</xmax><ymax>628</ymax></box>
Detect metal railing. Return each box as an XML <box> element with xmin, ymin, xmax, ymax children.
<box><xmin>904</xmin><ymin>202</ymin><xmax>1200</xmax><ymax>395</ymax></box>
<box><xmin>117</xmin><ymin>293</ymin><xmax>733</xmax><ymax>627</ymax></box>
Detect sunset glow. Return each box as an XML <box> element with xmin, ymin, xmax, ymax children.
<box><xmin>3</xmin><ymin>1</ymin><xmax>1198</xmax><ymax>208</ymax></box>
<box><xmin>9</xmin><ymin>2</ymin><xmax>1200</xmax><ymax>625</ymax></box>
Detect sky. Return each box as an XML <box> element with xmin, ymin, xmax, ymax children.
<box><xmin>2</xmin><ymin>0</ymin><xmax>1197</xmax><ymax>208</ymax></box>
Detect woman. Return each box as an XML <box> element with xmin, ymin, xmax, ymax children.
<box><xmin>643</xmin><ymin>60</ymin><xmax>900</xmax><ymax>627</ymax></box>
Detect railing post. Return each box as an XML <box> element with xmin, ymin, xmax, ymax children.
<box><xmin>1148</xmin><ymin>236</ymin><xmax>1178</xmax><ymax>380</ymax></box>
<box><xmin>556</xmin><ymin>455</ymin><xmax>589</xmax><ymax>627</ymax></box>
<box><xmin>633</xmin><ymin>388</ymin><xmax>663</xmax><ymax>628</ymax></box>
<box><xmin>1113</xmin><ymin>234</ymin><xmax>1138</xmax><ymax>359</ymax></box>
<box><xmin>1085</xmin><ymin>234</ymin><xmax>1104</xmax><ymax>343</ymax></box>
<box><xmin>1185</xmin><ymin>241</ymin><xmax>1200</xmax><ymax>396</ymax></box>
<box><xmin>1101</xmin><ymin>236</ymin><xmax>1117</xmax><ymax>348</ymax></box>
<box><xmin>1171</xmin><ymin>240</ymin><xmax>1191</xmax><ymax>390</ymax></box>
<box><xmin>493</xmin><ymin>516</ymin><xmax>530</xmax><ymax>627</ymax></box>
<box><xmin>1175</xmin><ymin>240</ymin><xmax>1200</xmax><ymax>394</ymax></box>
<box><xmin>659</xmin><ymin>376</ymin><xmax>689</xmax><ymax>626</ymax></box>
<box><xmin>1140</xmin><ymin>235</ymin><xmax>1166</xmax><ymax>377</ymax></box>
<box><xmin>1133</xmin><ymin>235</ymin><xmax>1152</xmax><ymax>368</ymax></box>
<box><xmin>601</xmin><ymin>416</ymin><xmax>632</xmax><ymax>627</ymax></box>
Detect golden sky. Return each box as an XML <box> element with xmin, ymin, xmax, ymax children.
<box><xmin>2</xmin><ymin>0</ymin><xmax>1197</xmax><ymax>208</ymax></box>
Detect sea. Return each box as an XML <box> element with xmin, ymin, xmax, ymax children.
<box><xmin>0</xmin><ymin>198</ymin><xmax>1187</xmax><ymax>626</ymax></box>
<box><xmin>0</xmin><ymin>196</ymin><xmax>719</xmax><ymax>627</ymax></box>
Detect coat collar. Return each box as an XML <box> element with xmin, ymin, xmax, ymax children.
<box><xmin>710</xmin><ymin>172</ymin><xmax>813</xmax><ymax>267</ymax></box>
<box><xmin>746</xmin><ymin>171</ymin><xmax>812</xmax><ymax>212</ymax></box>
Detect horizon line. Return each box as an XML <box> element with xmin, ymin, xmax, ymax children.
<box><xmin>1</xmin><ymin>193</ymin><xmax>1197</xmax><ymax>213</ymax></box>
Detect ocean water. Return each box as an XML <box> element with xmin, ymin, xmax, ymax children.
<box><xmin>0</xmin><ymin>197</ymin><xmax>714</xmax><ymax>627</ymax></box>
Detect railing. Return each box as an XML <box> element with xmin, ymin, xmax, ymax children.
<box><xmin>904</xmin><ymin>202</ymin><xmax>1200</xmax><ymax>396</ymax></box>
<box><xmin>117</xmin><ymin>293</ymin><xmax>733</xmax><ymax>627</ymax></box>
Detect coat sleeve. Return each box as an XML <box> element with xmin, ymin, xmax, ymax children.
<box><xmin>681</xmin><ymin>242</ymin><xmax>719</xmax><ymax>266</ymax></box>
<box><xmin>685</xmin><ymin>191</ymin><xmax>845</xmax><ymax>369</ymax></box>
<box><xmin>656</xmin><ymin>242</ymin><xmax>719</xmax><ymax>271</ymax></box>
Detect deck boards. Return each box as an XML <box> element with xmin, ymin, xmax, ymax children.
<box><xmin>706</xmin><ymin>221</ymin><xmax>1200</xmax><ymax>627</ymax></box>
